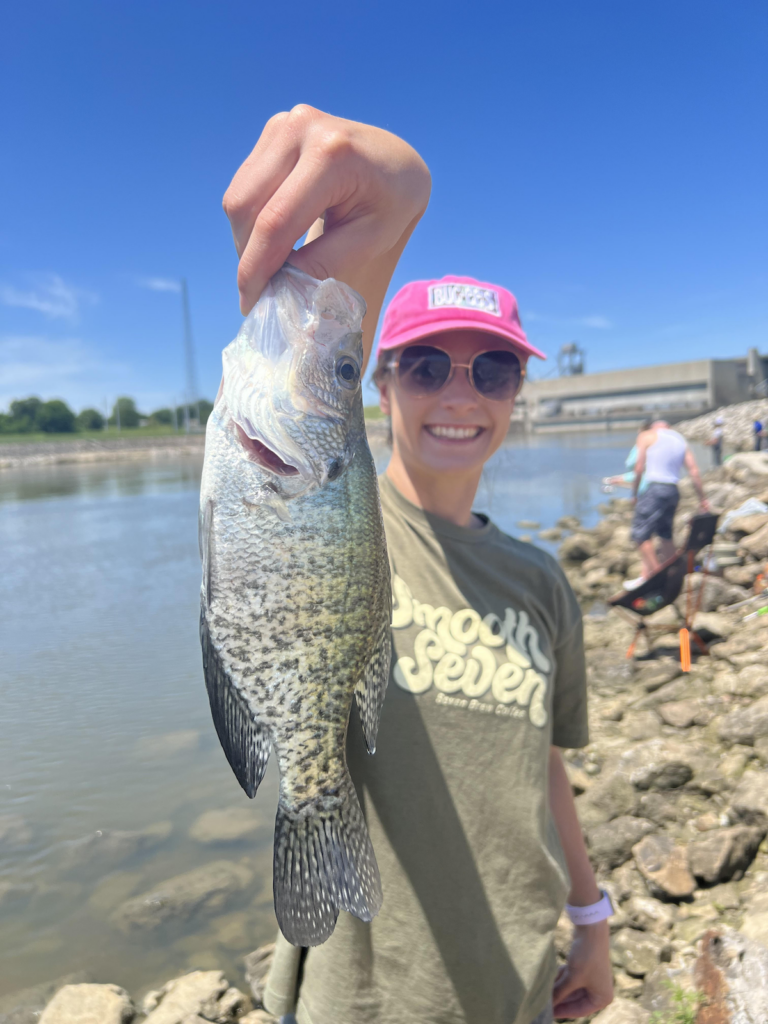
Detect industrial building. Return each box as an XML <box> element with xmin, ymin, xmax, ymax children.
<box><xmin>519</xmin><ymin>349</ymin><xmax>768</xmax><ymax>432</ymax></box>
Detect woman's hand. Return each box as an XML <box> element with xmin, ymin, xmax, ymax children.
<box><xmin>223</xmin><ymin>105</ymin><xmax>431</xmax><ymax>364</ymax></box>
<box><xmin>552</xmin><ymin>922</ymin><xmax>614</xmax><ymax>1019</ymax></box>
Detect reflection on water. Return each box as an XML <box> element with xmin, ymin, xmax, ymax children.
<box><xmin>0</xmin><ymin>433</ymin><xmax>637</xmax><ymax>998</ymax></box>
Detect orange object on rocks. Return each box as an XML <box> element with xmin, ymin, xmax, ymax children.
<box><xmin>680</xmin><ymin>628</ymin><xmax>691</xmax><ymax>672</ymax></box>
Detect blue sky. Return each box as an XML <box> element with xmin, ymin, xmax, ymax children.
<box><xmin>1</xmin><ymin>0</ymin><xmax>766</xmax><ymax>413</ymax></box>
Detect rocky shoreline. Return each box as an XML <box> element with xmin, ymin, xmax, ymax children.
<box><xmin>677</xmin><ymin>397</ymin><xmax>768</xmax><ymax>452</ymax></box>
<box><xmin>5</xmin><ymin>438</ymin><xmax>768</xmax><ymax>1023</ymax></box>
<box><xmin>0</xmin><ymin>434</ymin><xmax>206</xmax><ymax>470</ymax></box>
<box><xmin>549</xmin><ymin>445</ymin><xmax>768</xmax><ymax>1021</ymax></box>
<box><xmin>0</xmin><ymin>421</ymin><xmax>391</xmax><ymax>471</ymax></box>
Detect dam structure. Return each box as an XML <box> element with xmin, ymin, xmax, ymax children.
<box><xmin>518</xmin><ymin>350</ymin><xmax>768</xmax><ymax>433</ymax></box>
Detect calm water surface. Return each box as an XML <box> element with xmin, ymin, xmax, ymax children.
<box><xmin>0</xmin><ymin>432</ymin><xmax>647</xmax><ymax>998</ymax></box>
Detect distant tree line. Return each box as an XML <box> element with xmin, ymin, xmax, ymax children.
<box><xmin>0</xmin><ymin>396</ymin><xmax>214</xmax><ymax>435</ymax></box>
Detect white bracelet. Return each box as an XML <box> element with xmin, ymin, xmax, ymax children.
<box><xmin>566</xmin><ymin>890</ymin><xmax>613</xmax><ymax>926</ymax></box>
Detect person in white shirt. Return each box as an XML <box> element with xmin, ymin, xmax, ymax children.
<box><xmin>707</xmin><ymin>416</ymin><xmax>724</xmax><ymax>466</ymax></box>
<box><xmin>625</xmin><ymin>420</ymin><xmax>709</xmax><ymax>588</ymax></box>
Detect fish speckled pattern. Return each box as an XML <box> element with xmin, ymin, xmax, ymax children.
<box><xmin>199</xmin><ymin>265</ymin><xmax>391</xmax><ymax>946</ymax></box>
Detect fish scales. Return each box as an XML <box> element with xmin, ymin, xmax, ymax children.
<box><xmin>199</xmin><ymin>265</ymin><xmax>391</xmax><ymax>947</ymax></box>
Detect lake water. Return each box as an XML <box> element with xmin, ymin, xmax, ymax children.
<box><xmin>0</xmin><ymin>430</ymin><xmax>663</xmax><ymax>1000</ymax></box>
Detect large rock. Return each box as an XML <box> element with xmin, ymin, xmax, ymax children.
<box><xmin>143</xmin><ymin>971</ymin><xmax>250</xmax><ymax>1024</ymax></box>
<box><xmin>57</xmin><ymin>822</ymin><xmax>172</xmax><ymax>875</ymax></box>
<box><xmin>0</xmin><ymin>974</ymin><xmax>90</xmax><ymax>1024</ymax></box>
<box><xmin>718</xmin><ymin>695</ymin><xmax>768</xmax><ymax>746</ymax></box>
<box><xmin>676</xmin><ymin>573</ymin><xmax>750</xmax><ymax>613</ymax></box>
<box><xmin>625</xmin><ymin>895</ymin><xmax>676</xmax><ymax>935</ymax></box>
<box><xmin>725</xmin><ymin>562</ymin><xmax>766</xmax><ymax>587</ymax></box>
<box><xmin>635</xmin><ymin>661</ymin><xmax>682</xmax><ymax>693</ymax></box>
<box><xmin>587</xmin><ymin>817</ymin><xmax>655</xmax><ymax>872</ymax></box>
<box><xmin>730</xmin><ymin>770</ymin><xmax>768</xmax><ymax>827</ymax></box>
<box><xmin>587</xmin><ymin>649</ymin><xmax>636</xmax><ymax>693</ymax></box>
<box><xmin>538</xmin><ymin>526</ymin><xmax>563</xmax><ymax>541</ymax></box>
<box><xmin>189</xmin><ymin>807</ymin><xmax>265</xmax><ymax>845</ymax></box>
<box><xmin>729</xmin><ymin>512</ymin><xmax>768</xmax><ymax>535</ymax></box>
<box><xmin>112</xmin><ymin>860</ymin><xmax>254</xmax><ymax>932</ymax></box>
<box><xmin>576</xmin><ymin>771</ymin><xmax>637</xmax><ymax>827</ymax></box>
<box><xmin>559</xmin><ymin>533</ymin><xmax>598</xmax><ymax>562</ymax></box>
<box><xmin>742</xmin><ymin>521</ymin><xmax>768</xmax><ymax>558</ymax></box>
<box><xmin>733</xmin><ymin>664</ymin><xmax>768</xmax><ymax>698</ymax></box>
<box><xmin>741</xmin><ymin>911</ymin><xmax>768</xmax><ymax>949</ymax></box>
<box><xmin>39</xmin><ymin>984</ymin><xmax>134</xmax><ymax>1024</ymax></box>
<box><xmin>636</xmin><ymin>791</ymin><xmax>679</xmax><ymax>825</ymax></box>
<box><xmin>591</xmin><ymin>996</ymin><xmax>650</xmax><ymax>1024</ymax></box>
<box><xmin>612</xmin><ymin>928</ymin><xmax>670</xmax><ymax>978</ymax></box>
<box><xmin>726</xmin><ymin>451</ymin><xmax>768</xmax><ymax>483</ymax></box>
<box><xmin>714</xmin><ymin>664</ymin><xmax>768</xmax><ymax>699</ymax></box>
<box><xmin>621</xmin><ymin>710</ymin><xmax>662</xmax><ymax>741</ymax></box>
<box><xmin>657</xmin><ymin>700</ymin><xmax>708</xmax><ymax>729</ymax></box>
<box><xmin>688</xmin><ymin>826</ymin><xmax>764</xmax><ymax>885</ymax></box>
<box><xmin>618</xmin><ymin>738</ymin><xmax>698</xmax><ymax>791</ymax></box>
<box><xmin>632</xmin><ymin>835</ymin><xmax>696</xmax><ymax>900</ymax></box>
<box><xmin>557</xmin><ymin>514</ymin><xmax>582</xmax><ymax>530</ymax></box>
<box><xmin>710</xmin><ymin>624</ymin><xmax>768</xmax><ymax>668</ymax></box>
<box><xmin>244</xmin><ymin>943</ymin><xmax>275</xmax><ymax>1006</ymax></box>
<box><xmin>694</xmin><ymin>928</ymin><xmax>768</xmax><ymax>1024</ymax></box>
<box><xmin>134</xmin><ymin>730</ymin><xmax>201</xmax><ymax>759</ymax></box>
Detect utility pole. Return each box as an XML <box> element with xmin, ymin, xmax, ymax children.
<box><xmin>180</xmin><ymin>278</ymin><xmax>199</xmax><ymax>433</ymax></box>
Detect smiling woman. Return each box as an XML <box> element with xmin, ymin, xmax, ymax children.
<box><xmin>218</xmin><ymin>105</ymin><xmax>612</xmax><ymax>1024</ymax></box>
<box><xmin>370</xmin><ymin>275</ymin><xmax>543</xmax><ymax>525</ymax></box>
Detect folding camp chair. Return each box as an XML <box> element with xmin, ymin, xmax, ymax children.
<box><xmin>607</xmin><ymin>512</ymin><xmax>719</xmax><ymax>669</ymax></box>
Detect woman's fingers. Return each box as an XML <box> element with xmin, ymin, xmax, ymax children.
<box><xmin>222</xmin><ymin>106</ymin><xmax>430</xmax><ymax>315</ymax></box>
<box><xmin>553</xmin><ymin>989</ymin><xmax>592</xmax><ymax>1019</ymax></box>
<box><xmin>233</xmin><ymin>150</ymin><xmax>362</xmax><ymax>314</ymax></box>
<box><xmin>223</xmin><ymin>111</ymin><xmax>300</xmax><ymax>260</ymax></box>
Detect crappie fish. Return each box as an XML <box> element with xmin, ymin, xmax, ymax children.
<box><xmin>199</xmin><ymin>264</ymin><xmax>391</xmax><ymax>947</ymax></box>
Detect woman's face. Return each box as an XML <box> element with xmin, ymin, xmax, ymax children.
<box><xmin>379</xmin><ymin>329</ymin><xmax>522</xmax><ymax>479</ymax></box>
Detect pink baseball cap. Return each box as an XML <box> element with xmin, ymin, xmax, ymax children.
<box><xmin>376</xmin><ymin>275</ymin><xmax>546</xmax><ymax>361</ymax></box>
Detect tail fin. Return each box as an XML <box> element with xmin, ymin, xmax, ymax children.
<box><xmin>273</xmin><ymin>772</ymin><xmax>382</xmax><ymax>947</ymax></box>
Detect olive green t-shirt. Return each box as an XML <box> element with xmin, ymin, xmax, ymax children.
<box><xmin>264</xmin><ymin>476</ymin><xmax>588</xmax><ymax>1024</ymax></box>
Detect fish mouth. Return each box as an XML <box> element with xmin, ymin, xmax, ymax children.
<box><xmin>234</xmin><ymin>423</ymin><xmax>299</xmax><ymax>476</ymax></box>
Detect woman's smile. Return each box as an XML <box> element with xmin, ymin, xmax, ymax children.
<box><xmin>424</xmin><ymin>424</ymin><xmax>485</xmax><ymax>441</ymax></box>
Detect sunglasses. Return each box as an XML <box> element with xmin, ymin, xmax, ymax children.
<box><xmin>388</xmin><ymin>344</ymin><xmax>525</xmax><ymax>401</ymax></box>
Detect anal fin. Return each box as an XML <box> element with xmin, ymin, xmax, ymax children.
<box><xmin>200</xmin><ymin>603</ymin><xmax>270</xmax><ymax>797</ymax></box>
<box><xmin>354</xmin><ymin>618</ymin><xmax>392</xmax><ymax>755</ymax></box>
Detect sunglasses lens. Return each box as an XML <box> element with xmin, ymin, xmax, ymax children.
<box><xmin>397</xmin><ymin>346</ymin><xmax>452</xmax><ymax>395</ymax></box>
<box><xmin>472</xmin><ymin>350</ymin><xmax>522</xmax><ymax>399</ymax></box>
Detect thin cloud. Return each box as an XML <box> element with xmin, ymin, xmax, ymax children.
<box><xmin>579</xmin><ymin>315</ymin><xmax>613</xmax><ymax>330</ymax></box>
<box><xmin>0</xmin><ymin>274</ymin><xmax>97</xmax><ymax>321</ymax></box>
<box><xmin>137</xmin><ymin>276</ymin><xmax>181</xmax><ymax>293</ymax></box>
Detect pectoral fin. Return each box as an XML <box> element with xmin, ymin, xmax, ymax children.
<box><xmin>199</xmin><ymin>498</ymin><xmax>214</xmax><ymax>608</ymax></box>
<box><xmin>243</xmin><ymin>492</ymin><xmax>293</xmax><ymax>523</ymax></box>
<box><xmin>200</xmin><ymin>604</ymin><xmax>270</xmax><ymax>797</ymax></box>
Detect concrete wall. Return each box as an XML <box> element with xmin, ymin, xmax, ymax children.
<box><xmin>522</xmin><ymin>355</ymin><xmax>764</xmax><ymax>433</ymax></box>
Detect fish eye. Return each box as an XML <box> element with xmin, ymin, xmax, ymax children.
<box><xmin>335</xmin><ymin>355</ymin><xmax>361</xmax><ymax>390</ymax></box>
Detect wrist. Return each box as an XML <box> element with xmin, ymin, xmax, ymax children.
<box><xmin>567</xmin><ymin>883</ymin><xmax>601</xmax><ymax>907</ymax></box>
<box><xmin>566</xmin><ymin>888</ymin><xmax>613</xmax><ymax>926</ymax></box>
<box><xmin>573</xmin><ymin>919</ymin><xmax>610</xmax><ymax>945</ymax></box>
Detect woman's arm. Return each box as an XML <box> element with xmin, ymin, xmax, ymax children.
<box><xmin>222</xmin><ymin>105</ymin><xmax>431</xmax><ymax>369</ymax></box>
<box><xmin>549</xmin><ymin>746</ymin><xmax>614</xmax><ymax>1019</ymax></box>
<box><xmin>632</xmin><ymin>436</ymin><xmax>650</xmax><ymax>500</ymax></box>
